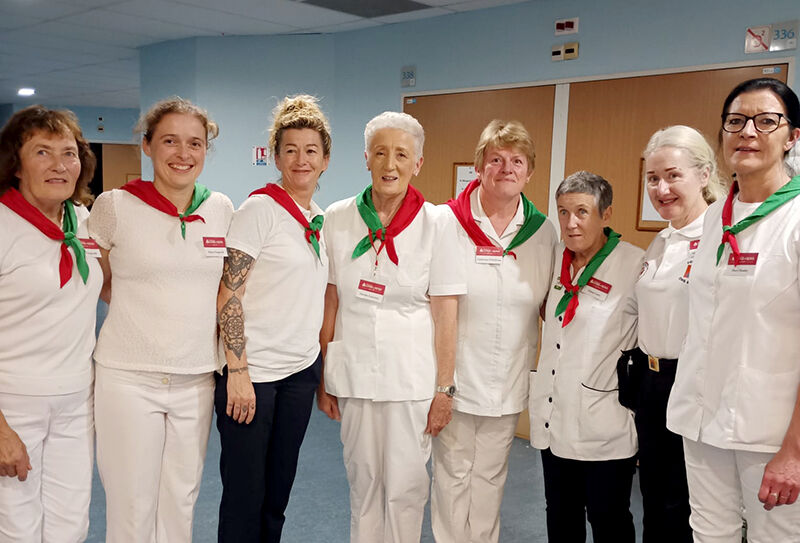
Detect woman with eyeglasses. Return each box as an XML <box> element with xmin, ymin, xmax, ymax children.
<box><xmin>667</xmin><ymin>78</ymin><xmax>800</xmax><ymax>541</ymax></box>
<box><xmin>628</xmin><ymin>125</ymin><xmax>725</xmax><ymax>543</ymax></box>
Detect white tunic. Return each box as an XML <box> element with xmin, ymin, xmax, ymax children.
<box><xmin>530</xmin><ymin>240</ymin><xmax>643</xmax><ymax>460</ymax></box>
<box><xmin>88</xmin><ymin>189</ymin><xmax>233</xmax><ymax>374</ymax></box>
<box><xmin>667</xmin><ymin>195</ymin><xmax>800</xmax><ymax>453</ymax></box>
<box><xmin>0</xmin><ymin>204</ymin><xmax>102</xmax><ymax>395</ymax></box>
<box><xmin>444</xmin><ymin>188</ymin><xmax>557</xmax><ymax>417</ymax></box>
<box><xmin>635</xmin><ymin>213</ymin><xmax>704</xmax><ymax>359</ymax></box>
<box><xmin>323</xmin><ymin>196</ymin><xmax>467</xmax><ymax>402</ymax></box>
<box><xmin>225</xmin><ymin>194</ymin><xmax>328</xmax><ymax>382</ymax></box>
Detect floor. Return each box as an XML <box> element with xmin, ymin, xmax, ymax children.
<box><xmin>85</xmin><ymin>407</ymin><xmax>644</xmax><ymax>542</ymax></box>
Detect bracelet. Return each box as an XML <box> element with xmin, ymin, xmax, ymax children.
<box><xmin>228</xmin><ymin>366</ymin><xmax>248</xmax><ymax>374</ymax></box>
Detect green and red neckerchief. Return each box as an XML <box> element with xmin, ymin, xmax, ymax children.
<box><xmin>351</xmin><ymin>184</ymin><xmax>425</xmax><ymax>266</ymax></box>
<box><xmin>0</xmin><ymin>187</ymin><xmax>88</xmax><ymax>288</ymax></box>
<box><xmin>446</xmin><ymin>179</ymin><xmax>546</xmax><ymax>259</ymax></box>
<box><xmin>717</xmin><ymin>176</ymin><xmax>800</xmax><ymax>265</ymax></box>
<box><xmin>554</xmin><ymin>227</ymin><xmax>621</xmax><ymax>327</ymax></box>
<box><xmin>250</xmin><ymin>183</ymin><xmax>323</xmax><ymax>259</ymax></box>
<box><xmin>120</xmin><ymin>178</ymin><xmax>210</xmax><ymax>239</ymax></box>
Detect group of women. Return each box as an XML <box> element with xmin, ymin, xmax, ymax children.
<box><xmin>0</xmin><ymin>76</ymin><xmax>798</xmax><ymax>543</ymax></box>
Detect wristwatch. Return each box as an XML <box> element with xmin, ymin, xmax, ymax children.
<box><xmin>436</xmin><ymin>384</ymin><xmax>456</xmax><ymax>398</ymax></box>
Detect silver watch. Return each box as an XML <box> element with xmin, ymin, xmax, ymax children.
<box><xmin>436</xmin><ymin>384</ymin><xmax>456</xmax><ymax>398</ymax></box>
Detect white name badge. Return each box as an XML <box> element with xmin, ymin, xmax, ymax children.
<box><xmin>725</xmin><ymin>252</ymin><xmax>758</xmax><ymax>276</ymax></box>
<box><xmin>475</xmin><ymin>245</ymin><xmax>503</xmax><ymax>265</ymax></box>
<box><xmin>356</xmin><ymin>278</ymin><xmax>386</xmax><ymax>302</ymax></box>
<box><xmin>583</xmin><ymin>276</ymin><xmax>612</xmax><ymax>301</ymax></box>
<box><xmin>79</xmin><ymin>238</ymin><xmax>101</xmax><ymax>258</ymax></box>
<box><xmin>203</xmin><ymin>237</ymin><xmax>228</xmax><ymax>257</ymax></box>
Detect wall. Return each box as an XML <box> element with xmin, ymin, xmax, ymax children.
<box><xmin>0</xmin><ymin>103</ymin><xmax>138</xmax><ymax>144</ymax></box>
<box><xmin>137</xmin><ymin>0</ymin><xmax>799</xmax><ymax>207</ymax></box>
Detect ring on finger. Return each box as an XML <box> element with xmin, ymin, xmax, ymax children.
<box><xmin>770</xmin><ymin>492</ymin><xmax>780</xmax><ymax>500</ymax></box>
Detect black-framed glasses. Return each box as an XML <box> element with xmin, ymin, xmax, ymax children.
<box><xmin>722</xmin><ymin>112</ymin><xmax>788</xmax><ymax>134</ymax></box>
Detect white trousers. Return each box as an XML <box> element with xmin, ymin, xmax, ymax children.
<box><xmin>0</xmin><ymin>387</ymin><xmax>93</xmax><ymax>543</ymax></box>
<box><xmin>339</xmin><ymin>398</ymin><xmax>431</xmax><ymax>543</ymax></box>
<box><xmin>683</xmin><ymin>437</ymin><xmax>800</xmax><ymax>543</ymax></box>
<box><xmin>95</xmin><ymin>365</ymin><xmax>214</xmax><ymax>543</ymax></box>
<box><xmin>431</xmin><ymin>411</ymin><xmax>518</xmax><ymax>543</ymax></box>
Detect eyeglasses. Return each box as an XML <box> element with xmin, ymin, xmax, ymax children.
<box><xmin>722</xmin><ymin>112</ymin><xmax>788</xmax><ymax>134</ymax></box>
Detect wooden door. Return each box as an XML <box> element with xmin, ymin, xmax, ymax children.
<box><xmin>565</xmin><ymin>64</ymin><xmax>789</xmax><ymax>249</ymax></box>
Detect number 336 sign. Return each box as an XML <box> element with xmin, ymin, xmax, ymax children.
<box><xmin>745</xmin><ymin>20</ymin><xmax>798</xmax><ymax>54</ymax></box>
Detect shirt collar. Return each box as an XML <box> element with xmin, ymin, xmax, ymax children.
<box><xmin>471</xmin><ymin>185</ymin><xmax>525</xmax><ymax>244</ymax></box>
<box><xmin>667</xmin><ymin>210</ymin><xmax>705</xmax><ymax>239</ymax></box>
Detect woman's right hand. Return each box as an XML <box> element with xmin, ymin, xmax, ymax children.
<box><xmin>0</xmin><ymin>425</ymin><xmax>31</xmax><ymax>481</ymax></box>
<box><xmin>317</xmin><ymin>384</ymin><xmax>340</xmax><ymax>421</ymax></box>
<box><xmin>226</xmin><ymin>370</ymin><xmax>256</xmax><ymax>424</ymax></box>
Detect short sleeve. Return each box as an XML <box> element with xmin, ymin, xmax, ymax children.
<box><xmin>429</xmin><ymin>205</ymin><xmax>468</xmax><ymax>296</ymax></box>
<box><xmin>87</xmin><ymin>191</ymin><xmax>117</xmax><ymax>250</ymax></box>
<box><xmin>225</xmin><ymin>195</ymin><xmax>274</xmax><ymax>259</ymax></box>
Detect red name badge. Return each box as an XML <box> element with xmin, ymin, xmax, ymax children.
<box><xmin>203</xmin><ymin>236</ymin><xmax>227</xmax><ymax>257</ymax></box>
<box><xmin>587</xmin><ymin>277</ymin><xmax>612</xmax><ymax>294</ymax></box>
<box><xmin>357</xmin><ymin>279</ymin><xmax>386</xmax><ymax>302</ymax></box>
<box><xmin>79</xmin><ymin>238</ymin><xmax>101</xmax><ymax>258</ymax></box>
<box><xmin>475</xmin><ymin>245</ymin><xmax>503</xmax><ymax>265</ymax></box>
<box><xmin>728</xmin><ymin>252</ymin><xmax>757</xmax><ymax>266</ymax></box>
<box><xmin>689</xmin><ymin>240</ymin><xmax>700</xmax><ymax>250</ymax></box>
<box><xmin>725</xmin><ymin>252</ymin><xmax>758</xmax><ymax>276</ymax></box>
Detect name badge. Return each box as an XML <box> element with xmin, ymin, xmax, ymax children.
<box><xmin>725</xmin><ymin>252</ymin><xmax>758</xmax><ymax>276</ymax></box>
<box><xmin>475</xmin><ymin>246</ymin><xmax>503</xmax><ymax>265</ymax></box>
<box><xmin>356</xmin><ymin>278</ymin><xmax>386</xmax><ymax>302</ymax></box>
<box><xmin>203</xmin><ymin>237</ymin><xmax>228</xmax><ymax>257</ymax></box>
<box><xmin>79</xmin><ymin>238</ymin><xmax>101</xmax><ymax>258</ymax></box>
<box><xmin>584</xmin><ymin>276</ymin><xmax>612</xmax><ymax>300</ymax></box>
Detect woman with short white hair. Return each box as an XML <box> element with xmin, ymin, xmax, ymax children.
<box><xmin>318</xmin><ymin>111</ymin><xmax>466</xmax><ymax>543</ymax></box>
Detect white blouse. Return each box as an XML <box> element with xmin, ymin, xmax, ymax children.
<box><xmin>323</xmin><ymin>196</ymin><xmax>467</xmax><ymax>402</ymax></box>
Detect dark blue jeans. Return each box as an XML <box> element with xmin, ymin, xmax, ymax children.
<box><xmin>215</xmin><ymin>354</ymin><xmax>322</xmax><ymax>543</ymax></box>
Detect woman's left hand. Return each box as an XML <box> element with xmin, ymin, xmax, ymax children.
<box><xmin>425</xmin><ymin>393</ymin><xmax>453</xmax><ymax>436</ymax></box>
<box><xmin>758</xmin><ymin>444</ymin><xmax>800</xmax><ymax>510</ymax></box>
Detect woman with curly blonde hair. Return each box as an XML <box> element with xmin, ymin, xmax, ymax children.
<box><xmin>215</xmin><ymin>94</ymin><xmax>332</xmax><ymax>542</ymax></box>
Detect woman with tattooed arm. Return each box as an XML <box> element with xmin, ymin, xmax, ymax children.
<box><xmin>215</xmin><ymin>95</ymin><xmax>331</xmax><ymax>543</ymax></box>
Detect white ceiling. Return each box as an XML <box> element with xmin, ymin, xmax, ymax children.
<box><xmin>0</xmin><ymin>0</ymin><xmax>527</xmax><ymax>109</ymax></box>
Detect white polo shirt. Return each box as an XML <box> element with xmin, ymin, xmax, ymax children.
<box><xmin>323</xmin><ymin>196</ymin><xmax>467</xmax><ymax>402</ymax></box>
<box><xmin>530</xmin><ymin>240</ymin><xmax>643</xmax><ymax>460</ymax></box>
<box><xmin>635</xmin><ymin>213</ymin><xmax>704</xmax><ymax>359</ymax></box>
<box><xmin>667</xmin><ymin>195</ymin><xmax>800</xmax><ymax>453</ymax></box>
<box><xmin>0</xmin><ymin>204</ymin><xmax>102</xmax><ymax>396</ymax></box>
<box><xmin>225</xmin><ymin>194</ymin><xmax>328</xmax><ymax>383</ymax></box>
<box><xmin>443</xmin><ymin>187</ymin><xmax>557</xmax><ymax>417</ymax></box>
<box><xmin>89</xmin><ymin>189</ymin><xmax>233</xmax><ymax>374</ymax></box>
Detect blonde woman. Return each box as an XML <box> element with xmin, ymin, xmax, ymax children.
<box><xmin>215</xmin><ymin>95</ymin><xmax>331</xmax><ymax>542</ymax></box>
<box><xmin>628</xmin><ymin>125</ymin><xmax>725</xmax><ymax>543</ymax></box>
<box><xmin>89</xmin><ymin>97</ymin><xmax>233</xmax><ymax>542</ymax></box>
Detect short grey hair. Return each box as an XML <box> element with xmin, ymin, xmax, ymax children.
<box><xmin>556</xmin><ymin>171</ymin><xmax>613</xmax><ymax>215</ymax></box>
<box><xmin>364</xmin><ymin>111</ymin><xmax>424</xmax><ymax>160</ymax></box>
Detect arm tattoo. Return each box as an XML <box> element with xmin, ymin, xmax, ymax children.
<box><xmin>222</xmin><ymin>248</ymin><xmax>255</xmax><ymax>291</ymax></box>
<box><xmin>220</xmin><ymin>295</ymin><xmax>246</xmax><ymax>359</ymax></box>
